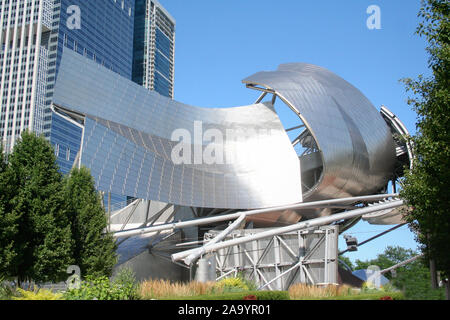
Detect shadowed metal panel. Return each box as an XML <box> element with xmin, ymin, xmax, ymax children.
<box><xmin>243</xmin><ymin>63</ymin><xmax>396</xmax><ymax>201</ymax></box>
<box><xmin>53</xmin><ymin>50</ymin><xmax>302</xmax><ymax>209</ymax></box>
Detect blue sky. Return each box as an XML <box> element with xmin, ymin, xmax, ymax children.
<box><xmin>160</xmin><ymin>0</ymin><xmax>430</xmax><ymax>263</ymax></box>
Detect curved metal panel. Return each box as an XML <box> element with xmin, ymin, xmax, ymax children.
<box><xmin>53</xmin><ymin>50</ymin><xmax>302</xmax><ymax>209</ymax></box>
<box><xmin>243</xmin><ymin>63</ymin><xmax>396</xmax><ymax>201</ymax></box>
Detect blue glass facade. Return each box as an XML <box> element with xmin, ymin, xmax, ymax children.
<box><xmin>155</xmin><ymin>28</ymin><xmax>174</xmax><ymax>79</ymax></box>
<box><xmin>131</xmin><ymin>0</ymin><xmax>146</xmax><ymax>86</ymax></box>
<box><xmin>50</xmin><ymin>112</ymin><xmax>83</xmax><ymax>174</ymax></box>
<box><xmin>132</xmin><ymin>0</ymin><xmax>175</xmax><ymax>98</ymax></box>
<box><xmin>48</xmin><ymin>0</ymin><xmax>175</xmax><ymax>209</ymax></box>
<box><xmin>53</xmin><ymin>0</ymin><xmax>135</xmax><ymax>81</ymax></box>
<box><xmin>48</xmin><ymin>0</ymin><xmax>136</xmax><ymax>208</ymax></box>
<box><xmin>49</xmin><ymin>0</ymin><xmax>135</xmax><ymax>175</ymax></box>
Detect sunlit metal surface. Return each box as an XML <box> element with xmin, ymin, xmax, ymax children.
<box><xmin>53</xmin><ymin>50</ymin><xmax>399</xmax><ymax>221</ymax></box>
<box><xmin>362</xmin><ymin>205</ymin><xmax>409</xmax><ymax>225</ymax></box>
<box><xmin>53</xmin><ymin>50</ymin><xmax>302</xmax><ymax>209</ymax></box>
<box><xmin>243</xmin><ymin>63</ymin><xmax>397</xmax><ymax>201</ymax></box>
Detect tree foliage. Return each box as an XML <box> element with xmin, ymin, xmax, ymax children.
<box><xmin>400</xmin><ymin>0</ymin><xmax>450</xmax><ymax>278</ymax></box>
<box><xmin>0</xmin><ymin>132</ymin><xmax>73</xmax><ymax>284</ymax></box>
<box><xmin>64</xmin><ymin>166</ymin><xmax>117</xmax><ymax>278</ymax></box>
<box><xmin>0</xmin><ymin>132</ymin><xmax>118</xmax><ymax>283</ymax></box>
<box><xmin>0</xmin><ymin>144</ymin><xmax>19</xmax><ymax>276</ymax></box>
<box><xmin>338</xmin><ymin>255</ymin><xmax>354</xmax><ymax>271</ymax></box>
<box><xmin>354</xmin><ymin>246</ymin><xmax>445</xmax><ymax>299</ymax></box>
<box><xmin>354</xmin><ymin>246</ymin><xmax>418</xmax><ymax>273</ymax></box>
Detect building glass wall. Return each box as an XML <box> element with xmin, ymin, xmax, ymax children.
<box><xmin>48</xmin><ymin>0</ymin><xmax>135</xmax><ymax>176</ymax></box>
<box><xmin>0</xmin><ymin>0</ymin><xmax>53</xmax><ymax>152</ymax></box>
<box><xmin>1</xmin><ymin>0</ymin><xmax>175</xmax><ymax>209</ymax></box>
<box><xmin>132</xmin><ymin>0</ymin><xmax>175</xmax><ymax>98</ymax></box>
<box><xmin>50</xmin><ymin>112</ymin><xmax>82</xmax><ymax>173</ymax></box>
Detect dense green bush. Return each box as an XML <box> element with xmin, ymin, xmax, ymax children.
<box><xmin>112</xmin><ymin>268</ymin><xmax>139</xmax><ymax>300</ymax></box>
<box><xmin>174</xmin><ymin>290</ymin><xmax>290</xmax><ymax>300</ymax></box>
<box><xmin>214</xmin><ymin>277</ymin><xmax>250</xmax><ymax>292</ymax></box>
<box><xmin>0</xmin><ymin>279</ymin><xmax>15</xmax><ymax>300</ymax></box>
<box><xmin>213</xmin><ymin>275</ymin><xmax>258</xmax><ymax>293</ymax></box>
<box><xmin>64</xmin><ymin>268</ymin><xmax>139</xmax><ymax>300</ymax></box>
<box><xmin>320</xmin><ymin>291</ymin><xmax>404</xmax><ymax>300</ymax></box>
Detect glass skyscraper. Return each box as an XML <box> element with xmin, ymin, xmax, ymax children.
<box><xmin>1</xmin><ymin>0</ymin><xmax>176</xmax><ymax>207</ymax></box>
<box><xmin>0</xmin><ymin>0</ymin><xmax>135</xmax><ymax>162</ymax></box>
<box><xmin>132</xmin><ymin>0</ymin><xmax>175</xmax><ymax>98</ymax></box>
<box><xmin>48</xmin><ymin>0</ymin><xmax>135</xmax><ymax>174</ymax></box>
<box><xmin>0</xmin><ymin>0</ymin><xmax>53</xmax><ymax>152</ymax></box>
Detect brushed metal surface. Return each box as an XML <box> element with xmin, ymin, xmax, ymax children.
<box><xmin>243</xmin><ymin>63</ymin><xmax>396</xmax><ymax>201</ymax></box>
<box><xmin>53</xmin><ymin>51</ymin><xmax>397</xmax><ymax>220</ymax></box>
<box><xmin>53</xmin><ymin>50</ymin><xmax>302</xmax><ymax>209</ymax></box>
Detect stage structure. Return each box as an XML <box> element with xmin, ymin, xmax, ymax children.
<box><xmin>205</xmin><ymin>226</ymin><xmax>340</xmax><ymax>290</ymax></box>
<box><xmin>52</xmin><ymin>50</ymin><xmax>412</xmax><ymax>288</ymax></box>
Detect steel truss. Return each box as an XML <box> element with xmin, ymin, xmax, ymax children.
<box><xmin>209</xmin><ymin>226</ymin><xmax>338</xmax><ymax>291</ymax></box>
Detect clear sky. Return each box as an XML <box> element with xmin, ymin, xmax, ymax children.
<box><xmin>160</xmin><ymin>0</ymin><xmax>430</xmax><ymax>263</ymax></box>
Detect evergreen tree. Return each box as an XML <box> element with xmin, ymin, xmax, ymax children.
<box><xmin>0</xmin><ymin>144</ymin><xmax>19</xmax><ymax>278</ymax></box>
<box><xmin>4</xmin><ymin>132</ymin><xmax>73</xmax><ymax>284</ymax></box>
<box><xmin>64</xmin><ymin>166</ymin><xmax>117</xmax><ymax>278</ymax></box>
<box><xmin>400</xmin><ymin>0</ymin><xmax>450</xmax><ymax>281</ymax></box>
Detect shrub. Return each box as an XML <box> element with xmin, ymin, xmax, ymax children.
<box><xmin>112</xmin><ymin>268</ymin><xmax>139</xmax><ymax>300</ymax></box>
<box><xmin>64</xmin><ymin>269</ymin><xmax>139</xmax><ymax>300</ymax></box>
<box><xmin>0</xmin><ymin>280</ymin><xmax>16</xmax><ymax>300</ymax></box>
<box><xmin>253</xmin><ymin>291</ymin><xmax>290</xmax><ymax>300</ymax></box>
<box><xmin>361</xmin><ymin>281</ymin><xmax>378</xmax><ymax>293</ymax></box>
<box><xmin>322</xmin><ymin>291</ymin><xmax>404</xmax><ymax>300</ymax></box>
<box><xmin>179</xmin><ymin>290</ymin><xmax>290</xmax><ymax>300</ymax></box>
<box><xmin>13</xmin><ymin>288</ymin><xmax>63</xmax><ymax>300</ymax></box>
<box><xmin>64</xmin><ymin>276</ymin><xmax>111</xmax><ymax>300</ymax></box>
<box><xmin>361</xmin><ymin>282</ymin><xmax>400</xmax><ymax>294</ymax></box>
<box><xmin>214</xmin><ymin>277</ymin><xmax>249</xmax><ymax>292</ymax></box>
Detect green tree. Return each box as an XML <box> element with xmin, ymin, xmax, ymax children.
<box><xmin>354</xmin><ymin>246</ymin><xmax>445</xmax><ymax>299</ymax></box>
<box><xmin>399</xmin><ymin>0</ymin><xmax>450</xmax><ymax>281</ymax></box>
<box><xmin>0</xmin><ymin>144</ymin><xmax>19</xmax><ymax>278</ymax></box>
<box><xmin>354</xmin><ymin>246</ymin><xmax>417</xmax><ymax>273</ymax></box>
<box><xmin>2</xmin><ymin>132</ymin><xmax>73</xmax><ymax>284</ymax></box>
<box><xmin>338</xmin><ymin>255</ymin><xmax>354</xmax><ymax>271</ymax></box>
<box><xmin>64</xmin><ymin>166</ymin><xmax>117</xmax><ymax>278</ymax></box>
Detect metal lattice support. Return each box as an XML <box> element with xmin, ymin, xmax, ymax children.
<box><xmin>208</xmin><ymin>226</ymin><xmax>338</xmax><ymax>291</ymax></box>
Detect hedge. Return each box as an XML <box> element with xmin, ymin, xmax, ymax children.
<box><xmin>295</xmin><ymin>291</ymin><xmax>404</xmax><ymax>300</ymax></box>
<box><xmin>166</xmin><ymin>290</ymin><xmax>290</xmax><ymax>300</ymax></box>
<box><xmin>151</xmin><ymin>290</ymin><xmax>404</xmax><ymax>301</ymax></box>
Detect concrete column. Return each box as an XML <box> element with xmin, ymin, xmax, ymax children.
<box><xmin>195</xmin><ymin>255</ymin><xmax>216</xmax><ymax>283</ymax></box>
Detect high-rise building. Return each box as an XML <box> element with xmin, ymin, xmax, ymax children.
<box><xmin>0</xmin><ymin>0</ymin><xmax>53</xmax><ymax>152</ymax></box>
<box><xmin>1</xmin><ymin>0</ymin><xmax>175</xmax><ymax>207</ymax></box>
<box><xmin>132</xmin><ymin>0</ymin><xmax>175</xmax><ymax>98</ymax></box>
<box><xmin>48</xmin><ymin>0</ymin><xmax>136</xmax><ymax>174</ymax></box>
<box><xmin>0</xmin><ymin>0</ymin><xmax>135</xmax><ymax>164</ymax></box>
